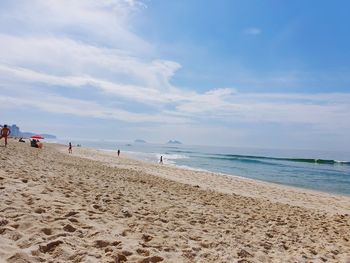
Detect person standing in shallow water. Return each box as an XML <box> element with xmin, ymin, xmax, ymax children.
<box><xmin>68</xmin><ymin>142</ymin><xmax>72</xmax><ymax>154</ymax></box>
<box><xmin>159</xmin><ymin>155</ymin><xmax>163</xmax><ymax>164</ymax></box>
<box><xmin>117</xmin><ymin>149</ymin><xmax>120</xmax><ymax>157</ymax></box>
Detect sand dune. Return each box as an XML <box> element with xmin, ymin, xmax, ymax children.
<box><xmin>0</xmin><ymin>141</ymin><xmax>349</xmax><ymax>262</ymax></box>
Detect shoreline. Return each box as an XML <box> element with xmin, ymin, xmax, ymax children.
<box><xmin>59</xmin><ymin>143</ymin><xmax>350</xmax><ymax>215</ymax></box>
<box><xmin>1</xmin><ymin>141</ymin><xmax>349</xmax><ymax>262</ymax></box>
<box><xmin>63</xmin><ymin>142</ymin><xmax>350</xmax><ymax>198</ymax></box>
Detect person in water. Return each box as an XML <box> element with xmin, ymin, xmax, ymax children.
<box><xmin>0</xmin><ymin>125</ymin><xmax>11</xmax><ymax>147</ymax></box>
<box><xmin>68</xmin><ymin>142</ymin><xmax>72</xmax><ymax>154</ymax></box>
<box><xmin>159</xmin><ymin>155</ymin><xmax>163</xmax><ymax>164</ymax></box>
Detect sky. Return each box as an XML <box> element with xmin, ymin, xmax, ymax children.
<box><xmin>0</xmin><ymin>0</ymin><xmax>349</xmax><ymax>150</ymax></box>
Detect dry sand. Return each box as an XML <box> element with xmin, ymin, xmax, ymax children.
<box><xmin>0</xmin><ymin>140</ymin><xmax>349</xmax><ymax>263</ymax></box>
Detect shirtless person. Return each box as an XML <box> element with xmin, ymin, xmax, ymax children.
<box><xmin>0</xmin><ymin>125</ymin><xmax>11</xmax><ymax>147</ymax></box>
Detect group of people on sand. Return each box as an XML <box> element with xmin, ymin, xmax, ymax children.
<box><xmin>0</xmin><ymin>124</ymin><xmax>44</xmax><ymax>149</ymax></box>
<box><xmin>2</xmin><ymin>127</ymin><xmax>166</xmax><ymax>165</ymax></box>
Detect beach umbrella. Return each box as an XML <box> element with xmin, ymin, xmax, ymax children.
<box><xmin>31</xmin><ymin>135</ymin><xmax>44</xmax><ymax>139</ymax></box>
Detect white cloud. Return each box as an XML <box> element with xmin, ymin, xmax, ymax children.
<box><xmin>0</xmin><ymin>93</ymin><xmax>189</xmax><ymax>124</ymax></box>
<box><xmin>0</xmin><ymin>0</ymin><xmax>150</xmax><ymax>53</ymax></box>
<box><xmin>0</xmin><ymin>0</ymin><xmax>349</xmax><ymax>149</ymax></box>
<box><xmin>0</xmin><ymin>64</ymin><xmax>182</xmax><ymax>105</ymax></box>
<box><xmin>1</xmin><ymin>59</ymin><xmax>350</xmax><ymax>130</ymax></box>
<box><xmin>0</xmin><ymin>34</ymin><xmax>179</xmax><ymax>89</ymax></box>
<box><xmin>244</xmin><ymin>27</ymin><xmax>262</xmax><ymax>35</ymax></box>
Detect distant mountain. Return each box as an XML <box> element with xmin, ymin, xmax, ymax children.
<box><xmin>20</xmin><ymin>132</ymin><xmax>57</xmax><ymax>139</ymax></box>
<box><xmin>5</xmin><ymin>124</ymin><xmax>57</xmax><ymax>139</ymax></box>
<box><xmin>134</xmin><ymin>139</ymin><xmax>146</xmax><ymax>143</ymax></box>
<box><xmin>167</xmin><ymin>140</ymin><xmax>182</xmax><ymax>144</ymax></box>
<box><xmin>20</xmin><ymin>132</ymin><xmax>36</xmax><ymax>138</ymax></box>
<box><xmin>40</xmin><ymin>134</ymin><xmax>57</xmax><ymax>139</ymax></box>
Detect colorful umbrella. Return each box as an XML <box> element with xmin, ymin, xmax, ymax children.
<box><xmin>31</xmin><ymin>135</ymin><xmax>44</xmax><ymax>139</ymax></box>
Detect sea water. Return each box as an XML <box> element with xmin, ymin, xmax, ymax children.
<box><xmin>58</xmin><ymin>140</ymin><xmax>350</xmax><ymax>196</ymax></box>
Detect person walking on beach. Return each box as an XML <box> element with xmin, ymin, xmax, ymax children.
<box><xmin>0</xmin><ymin>125</ymin><xmax>11</xmax><ymax>147</ymax></box>
<box><xmin>159</xmin><ymin>155</ymin><xmax>163</xmax><ymax>164</ymax></box>
<box><xmin>68</xmin><ymin>142</ymin><xmax>72</xmax><ymax>154</ymax></box>
<box><xmin>117</xmin><ymin>149</ymin><xmax>120</xmax><ymax>157</ymax></box>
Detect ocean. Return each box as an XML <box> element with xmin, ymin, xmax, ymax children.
<box><xmin>56</xmin><ymin>140</ymin><xmax>350</xmax><ymax>196</ymax></box>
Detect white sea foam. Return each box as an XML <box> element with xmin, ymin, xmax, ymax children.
<box><xmin>45</xmin><ymin>139</ymin><xmax>59</xmax><ymax>144</ymax></box>
<box><xmin>155</xmin><ymin>153</ymin><xmax>188</xmax><ymax>165</ymax></box>
<box><xmin>119</xmin><ymin>150</ymin><xmax>189</xmax><ymax>165</ymax></box>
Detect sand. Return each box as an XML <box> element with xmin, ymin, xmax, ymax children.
<box><xmin>0</xmin><ymin>140</ymin><xmax>349</xmax><ymax>263</ymax></box>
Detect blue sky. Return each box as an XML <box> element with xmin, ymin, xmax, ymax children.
<box><xmin>0</xmin><ymin>0</ymin><xmax>349</xmax><ymax>150</ymax></box>
<box><xmin>140</xmin><ymin>0</ymin><xmax>350</xmax><ymax>92</ymax></box>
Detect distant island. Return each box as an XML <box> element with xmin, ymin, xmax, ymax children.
<box><xmin>134</xmin><ymin>139</ymin><xmax>147</xmax><ymax>143</ymax></box>
<box><xmin>167</xmin><ymin>140</ymin><xmax>182</xmax><ymax>144</ymax></box>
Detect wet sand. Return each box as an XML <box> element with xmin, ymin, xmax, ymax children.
<box><xmin>0</xmin><ymin>141</ymin><xmax>349</xmax><ymax>262</ymax></box>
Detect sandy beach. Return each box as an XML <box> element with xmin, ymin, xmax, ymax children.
<box><xmin>1</xmin><ymin>141</ymin><xmax>349</xmax><ymax>263</ymax></box>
